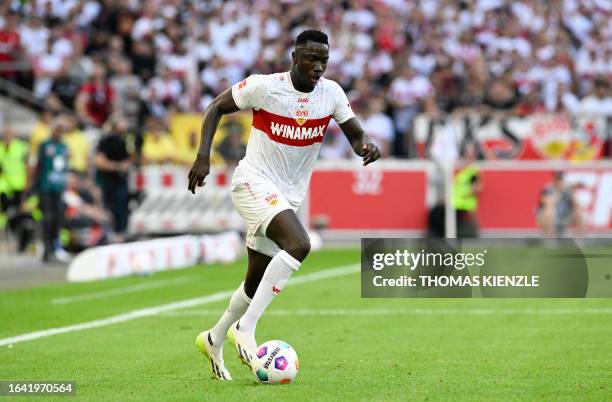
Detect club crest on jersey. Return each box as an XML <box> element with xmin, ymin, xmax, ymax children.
<box><xmin>295</xmin><ymin>109</ymin><xmax>309</xmax><ymax>126</ymax></box>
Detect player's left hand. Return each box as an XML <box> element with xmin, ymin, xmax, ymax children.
<box><xmin>358</xmin><ymin>143</ymin><xmax>380</xmax><ymax>166</ymax></box>
<box><xmin>188</xmin><ymin>154</ymin><xmax>210</xmax><ymax>194</ymax></box>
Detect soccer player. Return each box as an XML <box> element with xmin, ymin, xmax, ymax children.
<box><xmin>188</xmin><ymin>30</ymin><xmax>380</xmax><ymax>380</ymax></box>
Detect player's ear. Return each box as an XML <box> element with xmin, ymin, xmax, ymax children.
<box><xmin>291</xmin><ymin>51</ymin><xmax>296</xmax><ymax>63</ymax></box>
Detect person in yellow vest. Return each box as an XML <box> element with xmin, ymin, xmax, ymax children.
<box><xmin>62</xmin><ymin>116</ymin><xmax>90</xmax><ymax>175</ymax></box>
<box><xmin>28</xmin><ymin>109</ymin><xmax>54</xmax><ymax>158</ymax></box>
<box><xmin>175</xmin><ymin>129</ymin><xmax>200</xmax><ymax>166</ymax></box>
<box><xmin>0</xmin><ymin>126</ymin><xmax>35</xmax><ymax>251</ymax></box>
<box><xmin>452</xmin><ymin>145</ymin><xmax>482</xmax><ymax>238</ymax></box>
<box><xmin>141</xmin><ymin>118</ymin><xmax>176</xmax><ymax>165</ymax></box>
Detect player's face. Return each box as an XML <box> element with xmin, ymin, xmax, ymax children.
<box><xmin>293</xmin><ymin>41</ymin><xmax>329</xmax><ymax>90</ymax></box>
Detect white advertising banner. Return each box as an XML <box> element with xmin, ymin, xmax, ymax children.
<box><xmin>67</xmin><ymin>232</ymin><xmax>242</xmax><ymax>282</ymax></box>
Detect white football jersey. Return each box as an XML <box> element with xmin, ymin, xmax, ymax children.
<box><xmin>231</xmin><ymin>72</ymin><xmax>355</xmax><ymax>206</ymax></box>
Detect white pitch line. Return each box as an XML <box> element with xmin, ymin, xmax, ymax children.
<box><xmin>51</xmin><ymin>276</ymin><xmax>196</xmax><ymax>305</ymax></box>
<box><xmin>0</xmin><ymin>263</ymin><xmax>359</xmax><ymax>347</ymax></box>
<box><xmin>158</xmin><ymin>307</ymin><xmax>612</xmax><ymax>317</ymax></box>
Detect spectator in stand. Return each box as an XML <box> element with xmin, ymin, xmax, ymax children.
<box><xmin>19</xmin><ymin>15</ymin><xmax>48</xmax><ymax>61</ymax></box>
<box><xmin>483</xmin><ymin>69</ymin><xmax>520</xmax><ymax>113</ymax></box>
<box><xmin>165</xmin><ymin>39</ymin><xmax>196</xmax><ymax>80</ymax></box>
<box><xmin>49</xmin><ymin>23</ymin><xmax>74</xmax><ymax>61</ymax></box>
<box><xmin>430</xmin><ymin>61</ymin><xmax>461</xmax><ymax>113</ymax></box>
<box><xmin>32</xmin><ymin>37</ymin><xmax>66</xmax><ymax>98</ymax></box>
<box><xmin>33</xmin><ymin>117</ymin><xmax>70</xmax><ymax>263</ymax></box>
<box><xmin>18</xmin><ymin>15</ymin><xmax>46</xmax><ymax>89</ymax></box>
<box><xmin>563</xmin><ymin>78</ymin><xmax>612</xmax><ymax>117</ymax></box>
<box><xmin>110</xmin><ymin>58</ymin><xmax>142</xmax><ymax>129</ymax></box>
<box><xmin>95</xmin><ymin>115</ymin><xmax>133</xmax><ymax>242</ymax></box>
<box><xmin>515</xmin><ymin>86</ymin><xmax>546</xmax><ymax>117</ymax></box>
<box><xmin>130</xmin><ymin>40</ymin><xmax>156</xmax><ymax>82</ymax></box>
<box><xmin>65</xmin><ymin>38</ymin><xmax>93</xmax><ymax>86</ymax></box>
<box><xmin>141</xmin><ymin>117</ymin><xmax>175</xmax><ymax>165</ymax></box>
<box><xmin>0</xmin><ymin>12</ymin><xmax>21</xmax><ymax>81</ymax></box>
<box><xmin>360</xmin><ymin>95</ymin><xmax>395</xmax><ymax>158</ymax></box>
<box><xmin>387</xmin><ymin>66</ymin><xmax>434</xmax><ymax>157</ymax></box>
<box><xmin>75</xmin><ymin>62</ymin><xmax>114</xmax><ymax>126</ymax></box>
<box><xmin>141</xmin><ymin>65</ymin><xmax>183</xmax><ymax>119</ymax></box>
<box><xmin>49</xmin><ymin>64</ymin><xmax>82</xmax><ymax>110</ymax></box>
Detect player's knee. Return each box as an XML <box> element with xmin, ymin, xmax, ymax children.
<box><xmin>284</xmin><ymin>236</ymin><xmax>310</xmax><ymax>262</ymax></box>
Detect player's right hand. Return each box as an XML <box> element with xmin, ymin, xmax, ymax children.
<box><xmin>188</xmin><ymin>154</ymin><xmax>210</xmax><ymax>194</ymax></box>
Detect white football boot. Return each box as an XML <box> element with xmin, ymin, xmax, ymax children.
<box><xmin>227</xmin><ymin>322</ymin><xmax>258</xmax><ymax>368</ymax></box>
<box><xmin>195</xmin><ymin>330</ymin><xmax>232</xmax><ymax>380</ymax></box>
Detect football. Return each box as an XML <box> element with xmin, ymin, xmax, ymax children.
<box><xmin>252</xmin><ymin>340</ymin><xmax>299</xmax><ymax>384</ymax></box>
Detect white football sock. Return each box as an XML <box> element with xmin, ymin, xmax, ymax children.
<box><xmin>209</xmin><ymin>282</ymin><xmax>251</xmax><ymax>346</ymax></box>
<box><xmin>237</xmin><ymin>250</ymin><xmax>300</xmax><ymax>333</ymax></box>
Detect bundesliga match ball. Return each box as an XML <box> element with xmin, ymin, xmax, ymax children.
<box><xmin>252</xmin><ymin>340</ymin><xmax>299</xmax><ymax>384</ymax></box>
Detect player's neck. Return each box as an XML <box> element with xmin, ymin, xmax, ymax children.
<box><xmin>289</xmin><ymin>70</ymin><xmax>315</xmax><ymax>93</ymax></box>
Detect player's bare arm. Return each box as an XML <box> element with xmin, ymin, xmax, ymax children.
<box><xmin>339</xmin><ymin>118</ymin><xmax>381</xmax><ymax>166</ymax></box>
<box><xmin>188</xmin><ymin>89</ymin><xmax>241</xmax><ymax>194</ymax></box>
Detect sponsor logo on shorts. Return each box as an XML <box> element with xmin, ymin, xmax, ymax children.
<box><xmin>265</xmin><ymin>193</ymin><xmax>279</xmax><ymax>206</ymax></box>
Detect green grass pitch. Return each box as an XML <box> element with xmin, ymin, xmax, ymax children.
<box><xmin>1</xmin><ymin>248</ymin><xmax>611</xmax><ymax>401</ymax></box>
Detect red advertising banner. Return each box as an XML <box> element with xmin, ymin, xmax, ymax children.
<box><xmin>478</xmin><ymin>165</ymin><xmax>612</xmax><ymax>231</ymax></box>
<box><xmin>309</xmin><ymin>163</ymin><xmax>429</xmax><ymax>230</ymax></box>
<box><xmin>309</xmin><ymin>161</ymin><xmax>611</xmax><ymax>233</ymax></box>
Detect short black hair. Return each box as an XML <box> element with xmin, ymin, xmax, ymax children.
<box><xmin>296</xmin><ymin>30</ymin><xmax>328</xmax><ymax>46</ymax></box>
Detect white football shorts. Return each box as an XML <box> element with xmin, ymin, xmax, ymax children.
<box><xmin>230</xmin><ymin>174</ymin><xmax>295</xmax><ymax>257</ymax></box>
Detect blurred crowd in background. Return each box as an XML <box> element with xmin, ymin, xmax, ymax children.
<box><xmin>0</xmin><ymin>0</ymin><xmax>611</xmax><ymax>258</ymax></box>
<box><xmin>1</xmin><ymin>0</ymin><xmax>612</xmax><ymax>157</ymax></box>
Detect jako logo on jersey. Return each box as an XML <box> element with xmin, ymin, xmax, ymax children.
<box><xmin>272</xmin><ymin>286</ymin><xmax>281</xmax><ymax>295</ymax></box>
<box><xmin>297</xmin><ymin>97</ymin><xmax>309</xmax><ymax>103</ymax></box>
<box><xmin>238</xmin><ymin>79</ymin><xmax>247</xmax><ymax>89</ymax></box>
<box><xmin>265</xmin><ymin>193</ymin><xmax>279</xmax><ymax>206</ymax></box>
<box><xmin>253</xmin><ymin>109</ymin><xmax>332</xmax><ymax>146</ymax></box>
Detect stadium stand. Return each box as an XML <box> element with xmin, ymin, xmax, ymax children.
<box><xmin>0</xmin><ymin>0</ymin><xmax>611</xmax><ymax>254</ymax></box>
